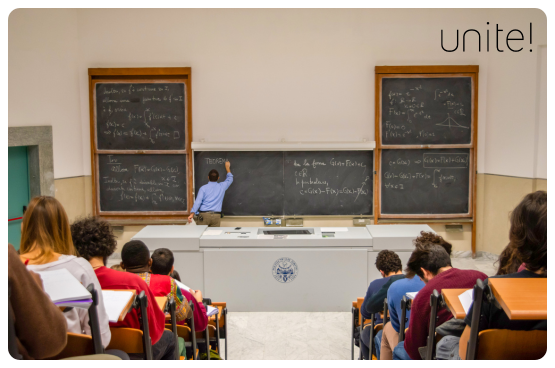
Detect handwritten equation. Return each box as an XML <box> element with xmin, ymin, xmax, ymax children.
<box><xmin>382</xmin><ymin>77</ymin><xmax>472</xmax><ymax>145</ymax></box>
<box><xmin>98</xmin><ymin>154</ymin><xmax>188</xmax><ymax>212</ymax></box>
<box><xmin>96</xmin><ymin>83</ymin><xmax>187</xmax><ymax>150</ymax></box>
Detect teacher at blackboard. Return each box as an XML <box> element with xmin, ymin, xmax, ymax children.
<box><xmin>188</xmin><ymin>161</ymin><xmax>233</xmax><ymax>227</ymax></box>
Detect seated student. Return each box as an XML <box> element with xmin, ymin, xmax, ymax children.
<box><xmin>9</xmin><ymin>244</ymin><xmax>68</xmax><ymax>360</ymax></box>
<box><xmin>359</xmin><ymin>250</ymin><xmax>404</xmax><ymax>360</ymax></box>
<box><xmin>456</xmin><ymin>191</ymin><xmax>547</xmax><ymax>360</ymax></box>
<box><xmin>120</xmin><ymin>240</ymin><xmax>193</xmax><ymax>323</ymax></box>
<box><xmin>70</xmin><ymin>217</ymin><xmax>177</xmax><ymax>360</ymax></box>
<box><xmin>393</xmin><ymin>243</ymin><xmax>488</xmax><ymax>360</ymax></box>
<box><xmin>378</xmin><ymin>232</ymin><xmax>450</xmax><ymax>360</ymax></box>
<box><xmin>20</xmin><ymin>197</ymin><xmax>112</xmax><ymax>349</ymax></box>
<box><xmin>151</xmin><ymin>248</ymin><xmax>208</xmax><ymax>332</ymax></box>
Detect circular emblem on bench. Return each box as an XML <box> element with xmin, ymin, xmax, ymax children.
<box><xmin>272</xmin><ymin>257</ymin><xmax>298</xmax><ymax>283</ymax></box>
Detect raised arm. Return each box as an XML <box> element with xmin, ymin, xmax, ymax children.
<box><xmin>221</xmin><ymin>161</ymin><xmax>234</xmax><ymax>190</ymax></box>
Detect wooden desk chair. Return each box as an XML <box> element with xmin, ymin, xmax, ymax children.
<box><xmin>208</xmin><ymin>301</ymin><xmax>227</xmax><ymax>360</ymax></box>
<box><xmin>52</xmin><ymin>284</ymin><xmax>105</xmax><ymax>360</ymax></box>
<box><xmin>106</xmin><ymin>291</ymin><xmax>153</xmax><ymax>360</ymax></box>
<box><xmin>475</xmin><ymin>329</ymin><xmax>547</xmax><ymax>360</ymax></box>
<box><xmin>466</xmin><ymin>279</ymin><xmax>547</xmax><ymax>360</ymax></box>
<box><xmin>420</xmin><ymin>289</ymin><xmax>443</xmax><ymax>360</ymax></box>
<box><xmin>356</xmin><ymin>297</ymin><xmax>386</xmax><ymax>360</ymax></box>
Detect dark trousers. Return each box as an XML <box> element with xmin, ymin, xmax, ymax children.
<box><xmin>129</xmin><ymin>330</ymin><xmax>177</xmax><ymax>360</ymax></box>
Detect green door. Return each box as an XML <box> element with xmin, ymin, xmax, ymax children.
<box><xmin>8</xmin><ymin>146</ymin><xmax>31</xmax><ymax>250</ymax></box>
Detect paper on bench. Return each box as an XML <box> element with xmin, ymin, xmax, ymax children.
<box><xmin>406</xmin><ymin>292</ymin><xmax>419</xmax><ymax>300</ymax></box>
<box><xmin>103</xmin><ymin>290</ymin><xmax>135</xmax><ymax>323</ymax></box>
<box><xmin>203</xmin><ymin>230</ymin><xmax>223</xmax><ymax>236</ymax></box>
<box><xmin>35</xmin><ymin>269</ymin><xmax>92</xmax><ymax>306</ymax></box>
<box><xmin>458</xmin><ymin>289</ymin><xmax>474</xmax><ymax>315</ymax></box>
<box><xmin>206</xmin><ymin>306</ymin><xmax>219</xmax><ymax>317</ymax></box>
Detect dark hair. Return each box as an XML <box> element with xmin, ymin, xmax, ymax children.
<box><xmin>70</xmin><ymin>216</ymin><xmax>117</xmax><ymax>265</ymax></box>
<box><xmin>209</xmin><ymin>169</ymin><xmax>219</xmax><ymax>182</ymax></box>
<box><xmin>170</xmin><ymin>270</ymin><xmax>181</xmax><ymax>282</ymax></box>
<box><xmin>495</xmin><ymin>244</ymin><xmax>523</xmax><ymax>276</ymax></box>
<box><xmin>121</xmin><ymin>240</ymin><xmax>150</xmax><ymax>269</ymax></box>
<box><xmin>414</xmin><ymin>231</ymin><xmax>452</xmax><ymax>256</ymax></box>
<box><xmin>506</xmin><ymin>191</ymin><xmax>547</xmax><ymax>276</ymax></box>
<box><xmin>406</xmin><ymin>244</ymin><xmax>452</xmax><ymax>279</ymax></box>
<box><xmin>375</xmin><ymin>250</ymin><xmax>403</xmax><ymax>275</ymax></box>
<box><xmin>151</xmin><ymin>248</ymin><xmax>174</xmax><ymax>276</ymax></box>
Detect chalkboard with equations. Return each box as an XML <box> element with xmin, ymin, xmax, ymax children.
<box><xmin>381</xmin><ymin>77</ymin><xmax>473</xmax><ymax>146</ymax></box>
<box><xmin>98</xmin><ymin>154</ymin><xmax>188</xmax><ymax>213</ymax></box>
<box><xmin>194</xmin><ymin>151</ymin><xmax>373</xmax><ymax>216</ymax></box>
<box><xmin>95</xmin><ymin>83</ymin><xmax>187</xmax><ymax>150</ymax></box>
<box><xmin>380</xmin><ymin>148</ymin><xmax>471</xmax><ymax>216</ymax></box>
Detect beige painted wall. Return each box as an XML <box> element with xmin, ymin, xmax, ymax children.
<box><xmin>57</xmin><ymin>174</ymin><xmax>547</xmax><ymax>254</ymax></box>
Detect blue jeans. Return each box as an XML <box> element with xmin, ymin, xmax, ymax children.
<box><xmin>374</xmin><ymin>330</ymin><xmax>383</xmax><ymax>360</ymax></box>
<box><xmin>393</xmin><ymin>341</ymin><xmax>412</xmax><ymax>360</ymax></box>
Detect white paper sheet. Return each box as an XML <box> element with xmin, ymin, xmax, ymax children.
<box><xmin>406</xmin><ymin>292</ymin><xmax>419</xmax><ymax>300</ymax></box>
<box><xmin>36</xmin><ymin>268</ymin><xmax>91</xmax><ymax>304</ymax></box>
<box><xmin>206</xmin><ymin>306</ymin><xmax>219</xmax><ymax>317</ymax></box>
<box><xmin>321</xmin><ymin>227</ymin><xmax>349</xmax><ymax>232</ymax></box>
<box><xmin>203</xmin><ymin>230</ymin><xmax>223</xmax><ymax>236</ymax></box>
<box><xmin>458</xmin><ymin>289</ymin><xmax>474</xmax><ymax>315</ymax></box>
<box><xmin>102</xmin><ymin>290</ymin><xmax>135</xmax><ymax>323</ymax></box>
<box><xmin>175</xmin><ymin>280</ymin><xmax>193</xmax><ymax>292</ymax></box>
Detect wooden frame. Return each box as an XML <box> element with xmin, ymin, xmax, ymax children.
<box><xmin>374</xmin><ymin>65</ymin><xmax>479</xmax><ymax>256</ymax></box>
<box><xmin>89</xmin><ymin>68</ymin><xmax>193</xmax><ymax>222</ymax></box>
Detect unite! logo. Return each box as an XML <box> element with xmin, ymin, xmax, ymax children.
<box><xmin>441</xmin><ymin>23</ymin><xmax>533</xmax><ymax>53</ymax></box>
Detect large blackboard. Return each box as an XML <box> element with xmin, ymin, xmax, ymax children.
<box><xmin>381</xmin><ymin>77</ymin><xmax>472</xmax><ymax>145</ymax></box>
<box><xmin>194</xmin><ymin>151</ymin><xmax>373</xmax><ymax>216</ymax></box>
<box><xmin>95</xmin><ymin>83</ymin><xmax>187</xmax><ymax>150</ymax></box>
<box><xmin>380</xmin><ymin>149</ymin><xmax>471</xmax><ymax>215</ymax></box>
<box><xmin>98</xmin><ymin>154</ymin><xmax>188</xmax><ymax>212</ymax></box>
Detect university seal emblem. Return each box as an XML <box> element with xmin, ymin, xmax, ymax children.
<box><xmin>272</xmin><ymin>257</ymin><xmax>298</xmax><ymax>283</ymax></box>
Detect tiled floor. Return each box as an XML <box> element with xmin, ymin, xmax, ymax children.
<box><xmin>223</xmin><ymin>253</ymin><xmax>498</xmax><ymax>360</ymax></box>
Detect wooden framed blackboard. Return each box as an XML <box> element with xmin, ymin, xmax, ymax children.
<box><xmin>374</xmin><ymin>65</ymin><xmax>479</xmax><ymax>254</ymax></box>
<box><xmin>194</xmin><ymin>150</ymin><xmax>374</xmax><ymax>216</ymax></box>
<box><xmin>89</xmin><ymin>68</ymin><xmax>193</xmax><ymax>221</ymax></box>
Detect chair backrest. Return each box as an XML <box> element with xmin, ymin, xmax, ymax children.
<box><xmin>357</xmin><ymin>298</ymin><xmax>365</xmax><ymax>324</ymax></box>
<box><xmin>85</xmin><ymin>284</ymin><xmax>104</xmax><ymax>355</ymax></box>
<box><xmin>107</xmin><ymin>328</ymin><xmax>144</xmax><ymax>354</ymax></box>
<box><xmin>166</xmin><ymin>324</ymin><xmax>192</xmax><ymax>340</ymax></box>
<box><xmin>476</xmin><ymin>330</ymin><xmax>547</xmax><ymax>360</ymax></box>
<box><xmin>210</xmin><ymin>302</ymin><xmax>227</xmax><ymax>329</ymax></box>
<box><xmin>52</xmin><ymin>333</ymin><xmax>95</xmax><ymax>360</ymax></box>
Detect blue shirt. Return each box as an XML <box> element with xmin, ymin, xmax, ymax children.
<box><xmin>387</xmin><ymin>276</ymin><xmax>425</xmax><ymax>333</ymax></box>
<box><xmin>191</xmin><ymin>173</ymin><xmax>234</xmax><ymax>214</ymax></box>
<box><xmin>361</xmin><ymin>277</ymin><xmax>393</xmax><ymax>322</ymax></box>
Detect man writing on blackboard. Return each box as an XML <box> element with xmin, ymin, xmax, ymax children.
<box><xmin>188</xmin><ymin>161</ymin><xmax>233</xmax><ymax>227</ymax></box>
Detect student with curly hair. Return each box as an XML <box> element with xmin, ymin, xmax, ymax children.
<box><xmin>71</xmin><ymin>217</ymin><xmax>177</xmax><ymax>360</ymax></box>
<box><xmin>359</xmin><ymin>250</ymin><xmax>404</xmax><ymax>360</ymax></box>
<box><xmin>457</xmin><ymin>191</ymin><xmax>547</xmax><ymax>360</ymax></box>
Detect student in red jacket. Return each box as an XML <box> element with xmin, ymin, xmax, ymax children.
<box><xmin>120</xmin><ymin>241</ymin><xmax>193</xmax><ymax>324</ymax></box>
<box><xmin>150</xmin><ymin>248</ymin><xmax>208</xmax><ymax>332</ymax></box>
<box><xmin>393</xmin><ymin>243</ymin><xmax>488</xmax><ymax>360</ymax></box>
<box><xmin>70</xmin><ymin>217</ymin><xmax>177</xmax><ymax>360</ymax></box>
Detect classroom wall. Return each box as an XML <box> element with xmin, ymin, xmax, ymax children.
<box><xmin>9</xmin><ymin>9</ymin><xmax>547</xmax><ymax>254</ymax></box>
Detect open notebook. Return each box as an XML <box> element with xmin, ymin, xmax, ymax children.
<box><xmin>35</xmin><ymin>269</ymin><xmax>93</xmax><ymax>308</ymax></box>
<box><xmin>102</xmin><ymin>290</ymin><xmax>135</xmax><ymax>323</ymax></box>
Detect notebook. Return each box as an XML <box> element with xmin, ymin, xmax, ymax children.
<box><xmin>102</xmin><ymin>290</ymin><xmax>135</xmax><ymax>323</ymax></box>
<box><xmin>206</xmin><ymin>306</ymin><xmax>219</xmax><ymax>317</ymax></box>
<box><xmin>458</xmin><ymin>289</ymin><xmax>474</xmax><ymax>315</ymax></box>
<box><xmin>406</xmin><ymin>292</ymin><xmax>419</xmax><ymax>300</ymax></box>
<box><xmin>35</xmin><ymin>269</ymin><xmax>93</xmax><ymax>308</ymax></box>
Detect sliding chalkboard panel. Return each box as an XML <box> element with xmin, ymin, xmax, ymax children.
<box><xmin>98</xmin><ymin>154</ymin><xmax>188</xmax><ymax>212</ymax></box>
<box><xmin>381</xmin><ymin>77</ymin><xmax>472</xmax><ymax>146</ymax></box>
<box><xmin>95</xmin><ymin>82</ymin><xmax>187</xmax><ymax>150</ymax></box>
<box><xmin>194</xmin><ymin>151</ymin><xmax>284</xmax><ymax>216</ymax></box>
<box><xmin>283</xmin><ymin>151</ymin><xmax>373</xmax><ymax>216</ymax></box>
<box><xmin>194</xmin><ymin>151</ymin><xmax>373</xmax><ymax>216</ymax></box>
<box><xmin>380</xmin><ymin>149</ymin><xmax>471</xmax><ymax>215</ymax></box>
